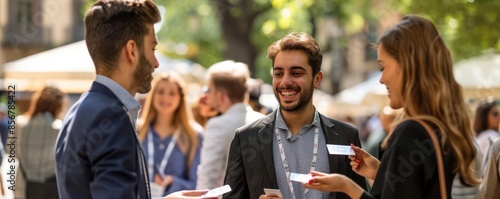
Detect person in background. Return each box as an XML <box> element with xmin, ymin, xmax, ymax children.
<box><xmin>364</xmin><ymin>106</ymin><xmax>403</xmax><ymax>159</ymax></box>
<box><xmin>474</xmin><ymin>98</ymin><xmax>499</xmax><ymax>156</ymax></box>
<box><xmin>137</xmin><ymin>72</ymin><xmax>202</xmax><ymax>197</ymax></box>
<box><xmin>304</xmin><ymin>15</ymin><xmax>481</xmax><ymax>198</ymax></box>
<box><xmin>196</xmin><ymin>60</ymin><xmax>264</xmax><ymax>190</ymax></box>
<box><xmin>480</xmin><ymin>137</ymin><xmax>500</xmax><ymax>198</ymax></box>
<box><xmin>54</xmin><ymin>0</ymin><xmax>161</xmax><ymax>198</ymax></box>
<box><xmin>0</xmin><ymin>104</ymin><xmax>8</xmax><ymax>147</ymax></box>
<box><xmin>15</xmin><ymin>86</ymin><xmax>65</xmax><ymax>199</ymax></box>
<box><xmin>192</xmin><ymin>87</ymin><xmax>220</xmax><ymax>128</ymax></box>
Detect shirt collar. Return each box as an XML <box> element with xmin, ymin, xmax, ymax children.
<box><xmin>95</xmin><ymin>75</ymin><xmax>141</xmax><ymax>116</ymax></box>
<box><xmin>275</xmin><ymin>107</ymin><xmax>320</xmax><ymax>138</ymax></box>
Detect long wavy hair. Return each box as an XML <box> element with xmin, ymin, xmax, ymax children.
<box><xmin>379</xmin><ymin>15</ymin><xmax>480</xmax><ymax>186</ymax></box>
<box><xmin>138</xmin><ymin>72</ymin><xmax>199</xmax><ymax>168</ymax></box>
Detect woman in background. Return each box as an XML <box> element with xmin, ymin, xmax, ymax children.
<box><xmin>17</xmin><ymin>86</ymin><xmax>66</xmax><ymax>199</ymax></box>
<box><xmin>138</xmin><ymin>72</ymin><xmax>202</xmax><ymax>197</ymax></box>
<box><xmin>474</xmin><ymin>98</ymin><xmax>499</xmax><ymax>156</ymax></box>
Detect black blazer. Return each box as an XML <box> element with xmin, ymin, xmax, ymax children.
<box><xmin>223</xmin><ymin>110</ymin><xmax>366</xmax><ymax>199</ymax></box>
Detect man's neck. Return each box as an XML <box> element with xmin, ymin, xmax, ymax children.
<box><xmin>99</xmin><ymin>68</ymin><xmax>135</xmax><ymax>96</ymax></box>
<box><xmin>280</xmin><ymin>105</ymin><xmax>315</xmax><ymax>135</ymax></box>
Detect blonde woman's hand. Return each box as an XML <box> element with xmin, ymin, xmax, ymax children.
<box><xmin>155</xmin><ymin>174</ymin><xmax>174</xmax><ymax>187</ymax></box>
<box><xmin>349</xmin><ymin>144</ymin><xmax>380</xmax><ymax>180</ymax></box>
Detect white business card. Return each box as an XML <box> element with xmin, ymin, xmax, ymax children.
<box><xmin>202</xmin><ymin>185</ymin><xmax>231</xmax><ymax>197</ymax></box>
<box><xmin>327</xmin><ymin>144</ymin><xmax>355</xmax><ymax>155</ymax></box>
<box><xmin>290</xmin><ymin>172</ymin><xmax>312</xmax><ymax>183</ymax></box>
<box><xmin>264</xmin><ymin>188</ymin><xmax>283</xmax><ymax>198</ymax></box>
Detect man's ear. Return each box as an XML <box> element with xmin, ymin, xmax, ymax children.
<box><xmin>313</xmin><ymin>71</ymin><xmax>323</xmax><ymax>88</ymax></box>
<box><xmin>124</xmin><ymin>40</ymin><xmax>139</xmax><ymax>65</ymax></box>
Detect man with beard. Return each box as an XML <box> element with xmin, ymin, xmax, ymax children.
<box><xmin>54</xmin><ymin>1</ymin><xmax>160</xmax><ymax>198</ymax></box>
<box><xmin>223</xmin><ymin>32</ymin><xmax>366</xmax><ymax>199</ymax></box>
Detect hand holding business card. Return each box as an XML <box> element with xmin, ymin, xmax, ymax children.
<box><xmin>264</xmin><ymin>188</ymin><xmax>283</xmax><ymax>198</ymax></box>
<box><xmin>201</xmin><ymin>185</ymin><xmax>231</xmax><ymax>197</ymax></box>
<box><xmin>327</xmin><ymin>144</ymin><xmax>355</xmax><ymax>155</ymax></box>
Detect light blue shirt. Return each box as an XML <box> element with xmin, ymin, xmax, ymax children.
<box><xmin>95</xmin><ymin>75</ymin><xmax>140</xmax><ymax>128</ymax></box>
<box><xmin>273</xmin><ymin>108</ymin><xmax>331</xmax><ymax>199</ymax></box>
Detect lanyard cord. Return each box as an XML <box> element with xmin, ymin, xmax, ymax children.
<box><xmin>147</xmin><ymin>127</ymin><xmax>178</xmax><ymax>181</ymax></box>
<box><xmin>276</xmin><ymin>126</ymin><xmax>319</xmax><ymax>199</ymax></box>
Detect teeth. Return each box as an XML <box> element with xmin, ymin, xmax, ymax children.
<box><xmin>281</xmin><ymin>91</ymin><xmax>297</xmax><ymax>96</ymax></box>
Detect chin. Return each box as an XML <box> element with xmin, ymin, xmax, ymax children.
<box><xmin>389</xmin><ymin>101</ymin><xmax>403</xmax><ymax>110</ymax></box>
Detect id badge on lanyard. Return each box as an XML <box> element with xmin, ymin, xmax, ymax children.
<box><xmin>147</xmin><ymin>127</ymin><xmax>178</xmax><ymax>196</ymax></box>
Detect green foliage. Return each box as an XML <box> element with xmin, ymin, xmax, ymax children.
<box><xmin>153</xmin><ymin>0</ymin><xmax>375</xmax><ymax>83</ymax></box>
<box><xmin>155</xmin><ymin>0</ymin><xmax>222</xmax><ymax>68</ymax></box>
<box><xmin>388</xmin><ymin>0</ymin><xmax>500</xmax><ymax>61</ymax></box>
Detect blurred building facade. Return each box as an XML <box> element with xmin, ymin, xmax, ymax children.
<box><xmin>0</xmin><ymin>0</ymin><xmax>85</xmax><ymax>77</ymax></box>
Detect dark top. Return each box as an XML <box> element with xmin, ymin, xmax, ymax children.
<box><xmin>361</xmin><ymin>120</ymin><xmax>456</xmax><ymax>199</ymax></box>
<box><xmin>55</xmin><ymin>82</ymin><xmax>149</xmax><ymax>199</ymax></box>
<box><xmin>223</xmin><ymin>109</ymin><xmax>366</xmax><ymax>199</ymax></box>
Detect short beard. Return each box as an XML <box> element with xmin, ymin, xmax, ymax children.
<box><xmin>134</xmin><ymin>52</ymin><xmax>154</xmax><ymax>94</ymax></box>
<box><xmin>275</xmin><ymin>83</ymin><xmax>313</xmax><ymax>112</ymax></box>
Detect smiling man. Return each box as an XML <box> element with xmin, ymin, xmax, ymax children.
<box><xmin>54</xmin><ymin>0</ymin><xmax>160</xmax><ymax>198</ymax></box>
<box><xmin>223</xmin><ymin>32</ymin><xmax>366</xmax><ymax>199</ymax></box>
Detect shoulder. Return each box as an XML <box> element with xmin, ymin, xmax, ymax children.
<box><xmin>76</xmin><ymin>92</ymin><xmax>126</xmax><ymax>120</ymax></box>
<box><xmin>386</xmin><ymin>120</ymin><xmax>431</xmax><ymax>150</ymax></box>
<box><xmin>235</xmin><ymin>114</ymin><xmax>271</xmax><ymax>136</ymax></box>
<box><xmin>320</xmin><ymin>114</ymin><xmax>359</xmax><ymax>133</ymax></box>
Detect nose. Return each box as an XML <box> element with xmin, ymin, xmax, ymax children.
<box><xmin>281</xmin><ymin>72</ymin><xmax>293</xmax><ymax>85</ymax></box>
<box><xmin>153</xmin><ymin>56</ymin><xmax>159</xmax><ymax>69</ymax></box>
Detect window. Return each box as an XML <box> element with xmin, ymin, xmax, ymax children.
<box><xmin>17</xmin><ymin>1</ymin><xmax>32</xmax><ymax>26</ymax></box>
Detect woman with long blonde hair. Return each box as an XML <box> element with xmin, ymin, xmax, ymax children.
<box><xmin>303</xmin><ymin>15</ymin><xmax>480</xmax><ymax>198</ymax></box>
<box><xmin>138</xmin><ymin>71</ymin><xmax>202</xmax><ymax>197</ymax></box>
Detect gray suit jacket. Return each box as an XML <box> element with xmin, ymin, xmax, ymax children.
<box><xmin>197</xmin><ymin>103</ymin><xmax>264</xmax><ymax>189</ymax></box>
<box><xmin>223</xmin><ymin>109</ymin><xmax>366</xmax><ymax>199</ymax></box>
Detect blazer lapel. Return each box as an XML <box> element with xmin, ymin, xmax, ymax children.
<box><xmin>319</xmin><ymin>114</ymin><xmax>340</xmax><ymax>174</ymax></box>
<box><xmin>258</xmin><ymin>110</ymin><xmax>279</xmax><ymax>188</ymax></box>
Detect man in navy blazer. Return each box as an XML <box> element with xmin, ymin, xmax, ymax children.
<box><xmin>54</xmin><ymin>1</ymin><xmax>161</xmax><ymax>198</ymax></box>
<box><xmin>223</xmin><ymin>32</ymin><xmax>366</xmax><ymax>199</ymax></box>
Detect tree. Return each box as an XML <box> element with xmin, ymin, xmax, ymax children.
<box><xmin>388</xmin><ymin>0</ymin><xmax>500</xmax><ymax>61</ymax></box>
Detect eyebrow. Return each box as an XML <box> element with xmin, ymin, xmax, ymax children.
<box><xmin>273</xmin><ymin>66</ymin><xmax>307</xmax><ymax>71</ymax></box>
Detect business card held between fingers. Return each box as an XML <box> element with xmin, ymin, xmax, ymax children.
<box><xmin>264</xmin><ymin>188</ymin><xmax>283</xmax><ymax>198</ymax></box>
<box><xmin>202</xmin><ymin>185</ymin><xmax>231</xmax><ymax>197</ymax></box>
<box><xmin>290</xmin><ymin>172</ymin><xmax>312</xmax><ymax>183</ymax></box>
<box><xmin>326</xmin><ymin>144</ymin><xmax>355</xmax><ymax>155</ymax></box>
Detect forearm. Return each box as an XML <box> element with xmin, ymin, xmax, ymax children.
<box><xmin>342</xmin><ymin>175</ymin><xmax>365</xmax><ymax>199</ymax></box>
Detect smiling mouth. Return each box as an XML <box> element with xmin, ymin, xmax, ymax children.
<box><xmin>280</xmin><ymin>91</ymin><xmax>298</xmax><ymax>96</ymax></box>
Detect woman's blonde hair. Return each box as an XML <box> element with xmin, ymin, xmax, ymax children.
<box><xmin>138</xmin><ymin>72</ymin><xmax>199</xmax><ymax>168</ymax></box>
<box><xmin>379</xmin><ymin>15</ymin><xmax>480</xmax><ymax>186</ymax></box>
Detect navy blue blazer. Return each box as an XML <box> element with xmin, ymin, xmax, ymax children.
<box><xmin>223</xmin><ymin>110</ymin><xmax>366</xmax><ymax>199</ymax></box>
<box><xmin>55</xmin><ymin>82</ymin><xmax>150</xmax><ymax>199</ymax></box>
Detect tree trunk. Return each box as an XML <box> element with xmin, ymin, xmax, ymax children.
<box><xmin>213</xmin><ymin>0</ymin><xmax>269</xmax><ymax>77</ymax></box>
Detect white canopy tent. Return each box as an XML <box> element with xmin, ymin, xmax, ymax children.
<box><xmin>2</xmin><ymin>40</ymin><xmax>206</xmax><ymax>94</ymax></box>
<box><xmin>453</xmin><ymin>53</ymin><xmax>500</xmax><ymax>99</ymax></box>
<box><xmin>316</xmin><ymin>72</ymin><xmax>388</xmax><ymax>117</ymax></box>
